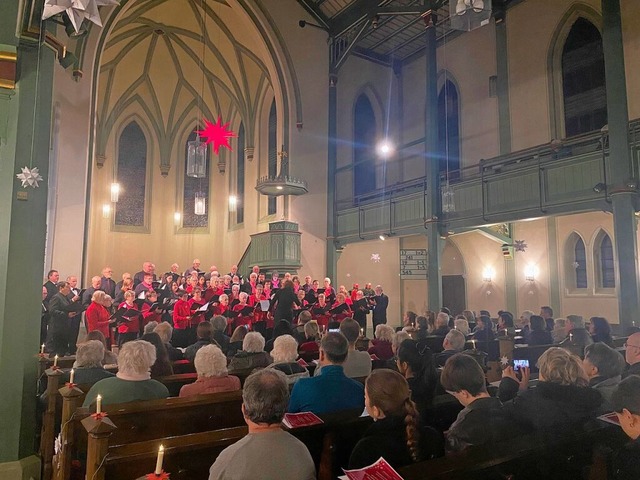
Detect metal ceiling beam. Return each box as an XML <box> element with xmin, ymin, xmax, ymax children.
<box><xmin>295</xmin><ymin>0</ymin><xmax>331</xmax><ymax>29</ymax></box>
<box><xmin>333</xmin><ymin>18</ymin><xmax>372</xmax><ymax>72</ymax></box>
<box><xmin>329</xmin><ymin>0</ymin><xmax>392</xmax><ymax>36</ymax></box>
<box><xmin>365</xmin><ymin>14</ymin><xmax>425</xmax><ymax>51</ymax></box>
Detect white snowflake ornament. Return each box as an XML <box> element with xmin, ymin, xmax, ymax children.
<box><xmin>370</xmin><ymin>253</ymin><xmax>381</xmax><ymax>263</ymax></box>
<box><xmin>16</xmin><ymin>166</ymin><xmax>44</xmax><ymax>188</ymax></box>
<box><xmin>500</xmin><ymin>355</ymin><xmax>510</xmax><ymax>367</ymax></box>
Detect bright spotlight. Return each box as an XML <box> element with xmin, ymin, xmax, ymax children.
<box><xmin>377</xmin><ymin>140</ymin><xmax>394</xmax><ymax>157</ymax></box>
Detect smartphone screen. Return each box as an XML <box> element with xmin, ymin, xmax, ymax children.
<box><xmin>513</xmin><ymin>359</ymin><xmax>530</xmax><ymax>371</ymax></box>
<box><xmin>328</xmin><ymin>328</ymin><xmax>340</xmax><ymax>333</ymax></box>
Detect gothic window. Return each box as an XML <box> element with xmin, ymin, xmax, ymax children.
<box><xmin>268</xmin><ymin>101</ymin><xmax>277</xmax><ymax>215</ymax></box>
<box><xmin>183</xmin><ymin>129</ymin><xmax>209</xmax><ymax>227</ymax></box>
<box><xmin>115</xmin><ymin>121</ymin><xmax>147</xmax><ymax>226</ymax></box>
<box><xmin>438</xmin><ymin>79</ymin><xmax>460</xmax><ymax>180</ymax></box>
<box><xmin>574</xmin><ymin>236</ymin><xmax>587</xmax><ymax>289</ymax></box>
<box><xmin>596</xmin><ymin>233</ymin><xmax>615</xmax><ymax>288</ymax></box>
<box><xmin>353</xmin><ymin>94</ymin><xmax>377</xmax><ymax>197</ymax></box>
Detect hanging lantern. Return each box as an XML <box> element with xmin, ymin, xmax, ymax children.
<box><xmin>110</xmin><ymin>182</ymin><xmax>120</xmax><ymax>202</ymax></box>
<box><xmin>194</xmin><ymin>191</ymin><xmax>206</xmax><ymax>215</ymax></box>
<box><xmin>441</xmin><ymin>182</ymin><xmax>455</xmax><ymax>213</ymax></box>
<box><xmin>187</xmin><ymin>138</ymin><xmax>207</xmax><ymax>178</ymax></box>
<box><xmin>228</xmin><ymin>195</ymin><xmax>237</xmax><ymax>213</ymax></box>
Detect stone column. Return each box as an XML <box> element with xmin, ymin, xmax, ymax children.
<box><xmin>325</xmin><ymin>71</ymin><xmax>339</xmax><ymax>280</ymax></box>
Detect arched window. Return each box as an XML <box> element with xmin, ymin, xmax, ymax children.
<box><xmin>596</xmin><ymin>233</ymin><xmax>615</xmax><ymax>288</ymax></box>
<box><xmin>236</xmin><ymin>122</ymin><xmax>245</xmax><ymax>224</ymax></box>
<box><xmin>183</xmin><ymin>129</ymin><xmax>209</xmax><ymax>227</ymax></box>
<box><xmin>268</xmin><ymin>101</ymin><xmax>277</xmax><ymax>215</ymax></box>
<box><xmin>353</xmin><ymin>94</ymin><xmax>377</xmax><ymax>197</ymax></box>
<box><xmin>562</xmin><ymin>18</ymin><xmax>607</xmax><ymax>137</ymax></box>
<box><xmin>115</xmin><ymin>121</ymin><xmax>147</xmax><ymax>226</ymax></box>
<box><xmin>574</xmin><ymin>237</ymin><xmax>587</xmax><ymax>289</ymax></box>
<box><xmin>438</xmin><ymin>80</ymin><xmax>460</xmax><ymax>180</ymax></box>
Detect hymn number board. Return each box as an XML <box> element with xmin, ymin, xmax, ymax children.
<box><xmin>400</xmin><ymin>249</ymin><xmax>428</xmax><ymax>279</ymax></box>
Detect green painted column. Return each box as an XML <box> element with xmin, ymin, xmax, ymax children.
<box><xmin>0</xmin><ymin>13</ymin><xmax>56</xmax><ymax>468</ymax></box>
<box><xmin>424</xmin><ymin>9</ymin><xmax>442</xmax><ymax>311</ymax></box>
<box><xmin>325</xmin><ymin>72</ymin><xmax>338</xmax><ymax>280</ymax></box>
<box><xmin>602</xmin><ymin>0</ymin><xmax>640</xmax><ymax>329</ymax></box>
<box><xmin>546</xmin><ymin>217</ymin><xmax>561</xmax><ymax>315</ymax></box>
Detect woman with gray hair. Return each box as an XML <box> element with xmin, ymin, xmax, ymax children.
<box><xmin>368</xmin><ymin>324</ymin><xmax>395</xmax><ymax>360</ymax></box>
<box><xmin>85</xmin><ymin>330</ymin><xmax>118</xmax><ymax>365</ymax></box>
<box><xmin>83</xmin><ymin>340</ymin><xmax>169</xmax><ymax>408</ymax></box>
<box><xmin>86</xmin><ymin>290</ymin><xmax>111</xmax><ymax>340</ymax></box>
<box><xmin>153</xmin><ymin>321</ymin><xmax>184</xmax><ymax>361</ymax></box>
<box><xmin>70</xmin><ymin>340</ymin><xmax>115</xmax><ymax>384</ymax></box>
<box><xmin>211</xmin><ymin>315</ymin><xmax>230</xmax><ymax>355</ymax></box>
<box><xmin>180</xmin><ymin>345</ymin><xmax>241</xmax><ymax>397</ymax></box>
<box><xmin>228</xmin><ymin>332</ymin><xmax>272</xmax><ymax>371</ymax></box>
<box><xmin>267</xmin><ymin>334</ymin><xmax>309</xmax><ymax>385</ymax></box>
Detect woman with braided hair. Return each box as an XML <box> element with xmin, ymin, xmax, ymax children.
<box><xmin>348</xmin><ymin>369</ymin><xmax>444</xmax><ymax>469</ymax></box>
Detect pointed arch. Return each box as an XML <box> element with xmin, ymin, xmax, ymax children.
<box><xmin>593</xmin><ymin>229</ymin><xmax>615</xmax><ymax>289</ymax></box>
<box><xmin>564</xmin><ymin>232</ymin><xmax>588</xmax><ymax>290</ymax></box>
<box><xmin>547</xmin><ymin>4</ymin><xmax>606</xmax><ymax>139</ymax></box>
<box><xmin>437</xmin><ymin>73</ymin><xmax>461</xmax><ymax>180</ymax></box>
<box><xmin>267</xmin><ymin>100</ymin><xmax>278</xmax><ymax>215</ymax></box>
<box><xmin>353</xmin><ymin>94</ymin><xmax>377</xmax><ymax>198</ymax></box>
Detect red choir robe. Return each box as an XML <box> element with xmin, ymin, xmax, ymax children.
<box><xmin>142</xmin><ymin>302</ymin><xmax>162</xmax><ymax>326</ymax></box>
<box><xmin>188</xmin><ymin>297</ymin><xmax>206</xmax><ymax>327</ymax></box>
<box><xmin>117</xmin><ymin>301</ymin><xmax>141</xmax><ymax>334</ymax></box>
<box><xmin>330</xmin><ymin>301</ymin><xmax>352</xmax><ymax>323</ymax></box>
<box><xmin>172</xmin><ymin>299</ymin><xmax>191</xmax><ymax>330</ymax></box>
<box><xmin>86</xmin><ymin>301</ymin><xmax>111</xmax><ymax>338</ymax></box>
<box><xmin>311</xmin><ymin>301</ymin><xmax>331</xmax><ymax>329</ymax></box>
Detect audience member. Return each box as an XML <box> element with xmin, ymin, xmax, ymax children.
<box><xmin>414</xmin><ymin>316</ymin><xmax>429</xmax><ymax>340</ymax></box>
<box><xmin>140</xmin><ymin>332</ymin><xmax>173</xmax><ymax>378</ymax></box>
<box><xmin>208</xmin><ymin>369</ymin><xmax>315</xmax><ymax>480</ymax></box>
<box><xmin>497</xmin><ymin>311</ymin><xmax>515</xmax><ymax>337</ymax></box>
<box><xmin>180</xmin><ymin>344</ymin><xmax>240</xmax><ymax>397</ymax></box>
<box><xmin>83</xmin><ymin>340</ymin><xmax>169</xmax><ymax>407</ymax></box>
<box><xmin>298</xmin><ymin>321</ymin><xmax>320</xmax><ymax>355</ymax></box>
<box><xmin>518</xmin><ymin>310</ymin><xmax>534</xmax><ymax>341</ymax></box>
<box><xmin>69</xmin><ymin>341</ymin><xmax>115</xmax><ymax>384</ymax></box>
<box><xmin>453</xmin><ymin>317</ymin><xmax>470</xmax><ymax>336</ymax></box>
<box><xmin>583</xmin><ymin>342</ymin><xmax>625</xmax><ymax>410</ymax></box>
<box><xmin>348</xmin><ymin>369</ymin><xmax>444</xmax><ymax>469</ymax></box>
<box><xmin>435</xmin><ymin>329</ymin><xmax>466</xmax><ymax>367</ymax></box>
<box><xmin>211</xmin><ymin>315</ymin><xmax>230</xmax><ymax>355</ymax></box>
<box><xmin>609</xmin><ymin>376</ymin><xmax>640</xmax><ymax>480</ymax></box>
<box><xmin>399</xmin><ymin>311</ymin><xmax>417</xmax><ymax>333</ymax></box>
<box><xmin>228</xmin><ymin>332</ymin><xmax>272</xmax><ymax>371</ymax></box>
<box><xmin>265</xmin><ymin>320</ymin><xmax>293</xmax><ymax>353</ymax></box>
<box><xmin>315</xmin><ymin>318</ymin><xmax>372</xmax><ymax>378</ymax></box>
<box><xmin>293</xmin><ymin>310</ymin><xmax>312</xmax><ymax>345</ymax></box>
<box><xmin>589</xmin><ymin>316</ymin><xmax>613</xmax><ymax>346</ymax></box>
<box><xmin>85</xmin><ymin>330</ymin><xmax>118</xmax><ymax>365</ymax></box>
<box><xmin>288</xmin><ymin>332</ymin><xmax>364</xmax><ymax>414</ymax></box>
<box><xmin>471</xmin><ymin>315</ymin><xmax>494</xmax><ymax>342</ymax></box>
<box><xmin>184</xmin><ymin>321</ymin><xmax>216</xmax><ymax>362</ymax></box>
<box><xmin>623</xmin><ymin>332</ymin><xmax>640</xmax><ymax>378</ymax></box>
<box><xmin>397</xmin><ymin>339</ymin><xmax>438</xmax><ymax>412</ymax></box>
<box><xmin>432</xmin><ymin>312</ymin><xmax>451</xmax><ymax>337</ymax></box>
<box><xmin>560</xmin><ymin>315</ymin><xmax>594</xmax><ymax>347</ymax></box>
<box><xmin>154</xmin><ymin>322</ymin><xmax>184</xmax><ymax>361</ymax></box>
<box><xmin>368</xmin><ymin>324</ymin><xmax>395</xmax><ymax>360</ymax></box>
<box><xmin>267</xmin><ymin>334</ymin><xmax>309</xmax><ymax>385</ymax></box>
<box><xmin>540</xmin><ymin>306</ymin><xmax>554</xmax><ymax>331</ymax></box>
<box><xmin>528</xmin><ymin>315</ymin><xmax>553</xmax><ymax>346</ymax></box>
<box><xmin>551</xmin><ymin>318</ymin><xmax>567</xmax><ymax>344</ymax></box>
<box><xmin>441</xmin><ymin>353</ymin><xmax>515</xmax><ymax>452</ymax></box>
<box><xmin>227</xmin><ymin>325</ymin><xmax>248</xmax><ymax>357</ymax></box>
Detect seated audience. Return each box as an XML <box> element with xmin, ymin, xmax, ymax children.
<box><xmin>267</xmin><ymin>334</ymin><xmax>309</xmax><ymax>385</ymax></box>
<box><xmin>293</xmin><ymin>310</ymin><xmax>312</xmax><ymax>345</ymax></box>
<box><xmin>349</xmin><ymin>369</ymin><xmax>444</xmax><ymax>470</ymax></box>
<box><xmin>583</xmin><ymin>342</ymin><xmax>625</xmax><ymax>410</ymax></box>
<box><xmin>368</xmin><ymin>324</ymin><xmax>395</xmax><ymax>360</ymax></box>
<box><xmin>140</xmin><ymin>332</ymin><xmax>174</xmax><ymax>378</ymax></box>
<box><xmin>610</xmin><ymin>376</ymin><xmax>640</xmax><ymax>480</ymax></box>
<box><xmin>589</xmin><ymin>316</ymin><xmax>613</xmax><ymax>346</ymax></box>
<box><xmin>227</xmin><ymin>325</ymin><xmax>248</xmax><ymax>358</ymax></box>
<box><xmin>528</xmin><ymin>315</ymin><xmax>553</xmax><ymax>346</ymax></box>
<box><xmin>184</xmin><ymin>321</ymin><xmax>215</xmax><ymax>362</ymax></box>
<box><xmin>154</xmin><ymin>321</ymin><xmax>184</xmax><ymax>361</ymax></box>
<box><xmin>180</xmin><ymin>344</ymin><xmax>240</xmax><ymax>397</ymax></box>
<box><xmin>208</xmin><ymin>369</ymin><xmax>315</xmax><ymax>480</ymax></box>
<box><xmin>471</xmin><ymin>315</ymin><xmax>494</xmax><ymax>342</ymax></box>
<box><xmin>69</xmin><ymin>340</ymin><xmax>115</xmax><ymax>384</ymax></box>
<box><xmin>540</xmin><ymin>305</ymin><xmax>555</xmax><ymax>331</ymax></box>
<box><xmin>559</xmin><ymin>315</ymin><xmax>593</xmax><ymax>347</ymax></box>
<box><xmin>441</xmin><ymin>353</ymin><xmax>516</xmax><ymax>452</ymax></box>
<box><xmin>211</xmin><ymin>315</ymin><xmax>230</xmax><ymax>355</ymax></box>
<box><xmin>497</xmin><ymin>311</ymin><xmax>515</xmax><ymax>337</ymax></box>
<box><xmin>83</xmin><ymin>340</ymin><xmax>169</xmax><ymax>407</ymax></box>
<box><xmin>551</xmin><ymin>318</ymin><xmax>567</xmax><ymax>344</ymax></box>
<box><xmin>288</xmin><ymin>332</ymin><xmax>364</xmax><ymax>414</ymax></box>
<box><xmin>499</xmin><ymin>347</ymin><xmax>602</xmax><ymax>434</ymax></box>
<box><xmin>397</xmin><ymin>339</ymin><xmax>439</xmax><ymax>412</ymax></box>
<box><xmin>461</xmin><ymin>310</ymin><xmax>475</xmax><ymax>329</ymax></box>
<box><xmin>623</xmin><ymin>332</ymin><xmax>640</xmax><ymax>378</ymax></box>
<box><xmin>398</xmin><ymin>311</ymin><xmax>417</xmax><ymax>333</ymax></box>
<box><xmin>143</xmin><ymin>321</ymin><xmax>159</xmax><ymax>335</ymax></box>
<box><xmin>315</xmin><ymin>318</ymin><xmax>372</xmax><ymax>378</ymax></box>
<box><xmin>415</xmin><ymin>315</ymin><xmax>429</xmax><ymax>340</ymax></box>
<box><xmin>298</xmin><ymin>321</ymin><xmax>320</xmax><ymax>355</ymax></box>
<box><xmin>228</xmin><ymin>332</ymin><xmax>272</xmax><ymax>371</ymax></box>
<box><xmin>435</xmin><ymin>329</ymin><xmax>466</xmax><ymax>367</ymax></box>
<box><xmin>85</xmin><ymin>330</ymin><xmax>118</xmax><ymax>365</ymax></box>
<box><xmin>518</xmin><ymin>310</ymin><xmax>534</xmax><ymax>342</ymax></box>
<box><xmin>432</xmin><ymin>312</ymin><xmax>451</xmax><ymax>337</ymax></box>
<box><xmin>265</xmin><ymin>320</ymin><xmax>293</xmax><ymax>353</ymax></box>
<box><xmin>453</xmin><ymin>317</ymin><xmax>470</xmax><ymax>336</ymax></box>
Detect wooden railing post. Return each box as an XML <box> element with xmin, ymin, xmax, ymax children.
<box><xmin>52</xmin><ymin>383</ymin><xmax>84</xmax><ymax>480</ymax></box>
<box><xmin>82</xmin><ymin>415</ymin><xmax>117</xmax><ymax>480</ymax></box>
<box><xmin>40</xmin><ymin>367</ymin><xmax>63</xmax><ymax>480</ymax></box>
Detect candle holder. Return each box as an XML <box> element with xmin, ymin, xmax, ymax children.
<box><xmin>90</xmin><ymin>412</ymin><xmax>108</xmax><ymax>421</ymax></box>
<box><xmin>143</xmin><ymin>472</ymin><xmax>170</xmax><ymax>479</ymax></box>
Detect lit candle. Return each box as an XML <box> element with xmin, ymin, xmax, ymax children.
<box><xmin>40</xmin><ymin>344</ymin><xmax>45</xmax><ymax>354</ymax></box>
<box><xmin>471</xmin><ymin>339</ymin><xmax>477</xmax><ymax>350</ymax></box>
<box><xmin>96</xmin><ymin>394</ymin><xmax>102</xmax><ymax>414</ymax></box>
<box><xmin>569</xmin><ymin>333</ymin><xmax>574</xmax><ymax>342</ymax></box>
<box><xmin>360</xmin><ymin>328</ymin><xmax>364</xmax><ymax>337</ymax></box>
<box><xmin>69</xmin><ymin>369</ymin><xmax>75</xmax><ymax>384</ymax></box>
<box><xmin>53</xmin><ymin>355</ymin><xmax>58</xmax><ymax>367</ymax></box>
<box><xmin>155</xmin><ymin>444</ymin><xmax>165</xmax><ymax>475</ymax></box>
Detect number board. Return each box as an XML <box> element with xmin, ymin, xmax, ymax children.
<box><xmin>400</xmin><ymin>249</ymin><xmax>428</xmax><ymax>279</ymax></box>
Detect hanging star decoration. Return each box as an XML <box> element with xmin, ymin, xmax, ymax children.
<box><xmin>16</xmin><ymin>166</ymin><xmax>44</xmax><ymax>188</ymax></box>
<box><xmin>197</xmin><ymin>117</ymin><xmax>237</xmax><ymax>155</ymax></box>
<box><xmin>514</xmin><ymin>240</ymin><xmax>528</xmax><ymax>252</ymax></box>
<box><xmin>370</xmin><ymin>253</ymin><xmax>381</xmax><ymax>263</ymax></box>
<box><xmin>43</xmin><ymin>0</ymin><xmax>120</xmax><ymax>34</ymax></box>
<box><xmin>500</xmin><ymin>355</ymin><xmax>510</xmax><ymax>368</ymax></box>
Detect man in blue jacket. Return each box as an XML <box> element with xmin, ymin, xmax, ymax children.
<box><xmin>288</xmin><ymin>332</ymin><xmax>364</xmax><ymax>415</ymax></box>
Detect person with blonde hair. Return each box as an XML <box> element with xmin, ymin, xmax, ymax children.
<box><xmin>267</xmin><ymin>334</ymin><xmax>309</xmax><ymax>385</ymax></box>
<box><xmin>86</xmin><ymin>290</ymin><xmax>111</xmax><ymax>339</ymax></box>
<box><xmin>552</xmin><ymin>318</ymin><xmax>567</xmax><ymax>344</ymax></box>
<box><xmin>83</xmin><ymin>340</ymin><xmax>169</xmax><ymax>407</ymax></box>
<box><xmin>180</xmin><ymin>345</ymin><xmax>241</xmax><ymax>397</ymax></box>
<box><xmin>348</xmin><ymin>369</ymin><xmax>444</xmax><ymax>469</ymax></box>
<box><xmin>453</xmin><ymin>317</ymin><xmax>470</xmax><ymax>336</ymax></box>
<box><xmin>368</xmin><ymin>324</ymin><xmax>395</xmax><ymax>360</ymax></box>
<box><xmin>499</xmin><ymin>347</ymin><xmax>602</xmax><ymax>434</ymax></box>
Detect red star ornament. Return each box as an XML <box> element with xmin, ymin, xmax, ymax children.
<box><xmin>197</xmin><ymin>117</ymin><xmax>237</xmax><ymax>155</ymax></box>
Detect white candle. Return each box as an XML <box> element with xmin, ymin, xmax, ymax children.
<box><xmin>96</xmin><ymin>394</ymin><xmax>102</xmax><ymax>414</ymax></box>
<box><xmin>53</xmin><ymin>355</ymin><xmax>58</xmax><ymax>367</ymax></box>
<box><xmin>69</xmin><ymin>369</ymin><xmax>75</xmax><ymax>384</ymax></box>
<box><xmin>40</xmin><ymin>344</ymin><xmax>45</xmax><ymax>354</ymax></box>
<box><xmin>155</xmin><ymin>444</ymin><xmax>165</xmax><ymax>474</ymax></box>
<box><xmin>360</xmin><ymin>328</ymin><xmax>364</xmax><ymax>337</ymax></box>
<box><xmin>569</xmin><ymin>333</ymin><xmax>574</xmax><ymax>342</ymax></box>
<box><xmin>472</xmin><ymin>340</ymin><xmax>477</xmax><ymax>350</ymax></box>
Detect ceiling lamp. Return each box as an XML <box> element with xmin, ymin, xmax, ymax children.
<box><xmin>186</xmin><ymin>139</ymin><xmax>207</xmax><ymax>178</ymax></box>
<box><xmin>228</xmin><ymin>195</ymin><xmax>237</xmax><ymax>212</ymax></box>
<box><xmin>450</xmin><ymin>0</ymin><xmax>491</xmax><ymax>31</ymax></box>
<box><xmin>110</xmin><ymin>182</ymin><xmax>120</xmax><ymax>202</ymax></box>
<box><xmin>255</xmin><ymin>149</ymin><xmax>308</xmax><ymax>197</ymax></box>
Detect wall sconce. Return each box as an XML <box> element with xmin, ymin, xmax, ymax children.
<box><xmin>524</xmin><ymin>264</ymin><xmax>538</xmax><ymax>282</ymax></box>
<box><xmin>173</xmin><ymin>212</ymin><xmax>181</xmax><ymax>226</ymax></box>
<box><xmin>110</xmin><ymin>183</ymin><xmax>120</xmax><ymax>202</ymax></box>
<box><xmin>102</xmin><ymin>204</ymin><xmax>111</xmax><ymax>219</ymax></box>
<box><xmin>194</xmin><ymin>192</ymin><xmax>206</xmax><ymax>216</ymax></box>
<box><xmin>228</xmin><ymin>195</ymin><xmax>237</xmax><ymax>213</ymax></box>
<box><xmin>482</xmin><ymin>267</ymin><xmax>494</xmax><ymax>283</ymax></box>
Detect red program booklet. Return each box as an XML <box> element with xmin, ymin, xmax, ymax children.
<box><xmin>341</xmin><ymin>457</ymin><xmax>404</xmax><ymax>480</ymax></box>
<box><xmin>296</xmin><ymin>358</ymin><xmax>309</xmax><ymax>367</ymax></box>
<box><xmin>598</xmin><ymin>412</ymin><xmax>621</xmax><ymax>426</ymax></box>
<box><xmin>282</xmin><ymin>412</ymin><xmax>324</xmax><ymax>429</ymax></box>
<box><xmin>370</xmin><ymin>354</ymin><xmax>380</xmax><ymax>361</ymax></box>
